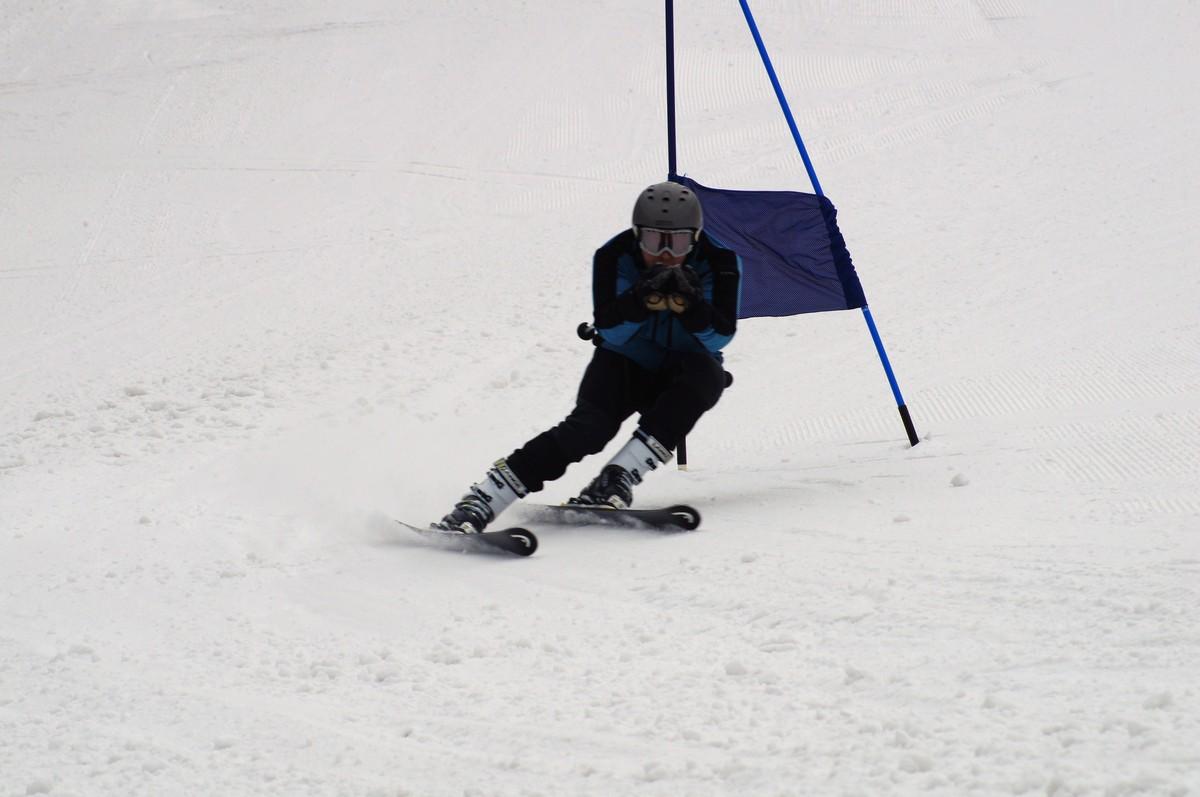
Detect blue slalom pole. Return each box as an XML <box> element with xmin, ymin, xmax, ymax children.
<box><xmin>863</xmin><ymin>306</ymin><xmax>920</xmax><ymax>446</ymax></box>
<box><xmin>738</xmin><ymin>0</ymin><xmax>919</xmax><ymax>446</ymax></box>
<box><xmin>737</xmin><ymin>0</ymin><xmax>822</xmax><ymax>196</ymax></box>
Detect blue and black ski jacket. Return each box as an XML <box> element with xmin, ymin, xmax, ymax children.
<box><xmin>592</xmin><ymin>229</ymin><xmax>742</xmax><ymax>371</ymax></box>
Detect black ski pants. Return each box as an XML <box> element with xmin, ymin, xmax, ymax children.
<box><xmin>506</xmin><ymin>347</ymin><xmax>726</xmax><ymax>492</ymax></box>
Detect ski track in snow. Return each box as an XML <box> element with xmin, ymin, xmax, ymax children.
<box><xmin>2</xmin><ymin>1</ymin><xmax>1199</xmax><ymax>795</ymax></box>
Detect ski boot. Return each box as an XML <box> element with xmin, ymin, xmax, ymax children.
<box><xmin>570</xmin><ymin>429</ymin><xmax>672</xmax><ymax>509</ymax></box>
<box><xmin>434</xmin><ymin>491</ymin><xmax>494</xmax><ymax>534</ymax></box>
<box><xmin>434</xmin><ymin>459</ymin><xmax>528</xmax><ymax>534</ymax></box>
<box><xmin>572</xmin><ymin>463</ymin><xmax>637</xmax><ymax>509</ymax></box>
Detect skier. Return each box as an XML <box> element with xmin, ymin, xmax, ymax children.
<box><xmin>435</xmin><ymin>181</ymin><xmax>741</xmax><ymax>533</ymax></box>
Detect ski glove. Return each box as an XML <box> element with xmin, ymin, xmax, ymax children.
<box><xmin>660</xmin><ymin>265</ymin><xmax>710</xmax><ymax>330</ymax></box>
<box><xmin>666</xmin><ymin>266</ymin><xmax>703</xmax><ymax>313</ymax></box>
<box><xmin>613</xmin><ymin>267</ymin><xmax>670</xmax><ymax>322</ymax></box>
<box><xmin>619</xmin><ymin>266</ymin><xmax>710</xmax><ymax>328</ymax></box>
<box><xmin>636</xmin><ymin>266</ymin><xmax>677</xmax><ymax>312</ymax></box>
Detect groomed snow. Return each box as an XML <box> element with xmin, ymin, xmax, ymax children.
<box><xmin>2</xmin><ymin>1</ymin><xmax>1198</xmax><ymax>795</ymax></box>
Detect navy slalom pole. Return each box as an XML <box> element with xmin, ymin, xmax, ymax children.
<box><xmin>665</xmin><ymin>0</ymin><xmax>690</xmax><ymax>467</ymax></box>
<box><xmin>738</xmin><ymin>0</ymin><xmax>919</xmax><ymax>446</ymax></box>
<box><xmin>665</xmin><ymin>0</ymin><xmax>678</xmax><ymax>179</ymax></box>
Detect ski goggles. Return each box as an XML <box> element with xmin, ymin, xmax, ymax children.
<box><xmin>637</xmin><ymin>227</ymin><xmax>697</xmax><ymax>257</ymax></box>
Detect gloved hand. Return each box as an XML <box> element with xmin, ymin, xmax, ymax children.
<box><xmin>671</xmin><ymin>267</ymin><xmax>712</xmax><ymax>331</ymax></box>
<box><xmin>636</xmin><ymin>266</ymin><xmax>676</xmax><ymax>312</ymax></box>
<box><xmin>666</xmin><ymin>266</ymin><xmax>702</xmax><ymax>313</ymax></box>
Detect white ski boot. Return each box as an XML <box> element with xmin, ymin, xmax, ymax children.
<box><xmin>434</xmin><ymin>459</ymin><xmax>528</xmax><ymax>533</ymax></box>
<box><xmin>571</xmin><ymin>429</ymin><xmax>672</xmax><ymax>509</ymax></box>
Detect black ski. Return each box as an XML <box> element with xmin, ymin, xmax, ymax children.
<box><xmin>396</xmin><ymin>520</ymin><xmax>538</xmax><ymax>557</ymax></box>
<box><xmin>524</xmin><ymin>503</ymin><xmax>701</xmax><ymax>531</ymax></box>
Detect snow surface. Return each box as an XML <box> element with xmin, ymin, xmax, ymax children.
<box><xmin>2</xmin><ymin>1</ymin><xmax>1199</xmax><ymax>795</ymax></box>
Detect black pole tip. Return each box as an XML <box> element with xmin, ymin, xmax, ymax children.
<box><xmin>898</xmin><ymin>404</ymin><xmax>919</xmax><ymax>447</ymax></box>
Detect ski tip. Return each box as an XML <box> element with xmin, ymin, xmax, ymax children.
<box><xmin>395</xmin><ymin>520</ymin><xmax>538</xmax><ymax>557</ymax></box>
<box><xmin>504</xmin><ymin>528</ymin><xmax>539</xmax><ymax>556</ymax></box>
<box><xmin>665</xmin><ymin>504</ymin><xmax>702</xmax><ymax>530</ymax></box>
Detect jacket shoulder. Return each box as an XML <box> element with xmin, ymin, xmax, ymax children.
<box><xmin>596</xmin><ymin>229</ymin><xmax>636</xmax><ymax>259</ymax></box>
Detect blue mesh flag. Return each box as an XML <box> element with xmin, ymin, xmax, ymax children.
<box><xmin>676</xmin><ymin>176</ymin><xmax>867</xmax><ymax>319</ymax></box>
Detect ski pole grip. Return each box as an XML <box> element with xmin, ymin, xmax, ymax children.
<box><xmin>577</xmin><ymin>322</ymin><xmax>596</xmax><ymax>340</ymax></box>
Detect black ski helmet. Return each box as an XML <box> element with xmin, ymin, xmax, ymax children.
<box><xmin>632</xmin><ymin>181</ymin><xmax>703</xmax><ymax>233</ymax></box>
